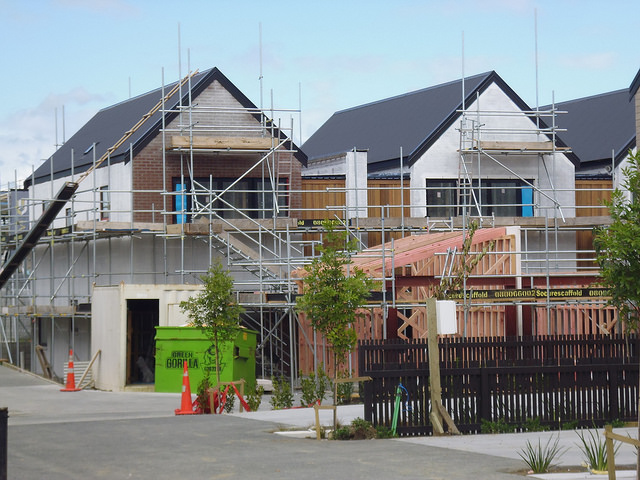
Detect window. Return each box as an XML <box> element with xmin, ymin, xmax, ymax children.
<box><xmin>426</xmin><ymin>179</ymin><xmax>534</xmax><ymax>217</ymax></box>
<box><xmin>172</xmin><ymin>177</ymin><xmax>289</xmax><ymax>223</ymax></box>
<box><xmin>99</xmin><ymin>186</ymin><xmax>110</xmax><ymax>220</ymax></box>
<box><xmin>426</xmin><ymin>180</ymin><xmax>457</xmax><ymax>217</ymax></box>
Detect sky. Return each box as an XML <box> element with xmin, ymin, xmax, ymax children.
<box><xmin>1</xmin><ymin>0</ymin><xmax>638</xmax><ymax>186</ymax></box>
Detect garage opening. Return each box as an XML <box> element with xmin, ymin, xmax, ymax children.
<box><xmin>126</xmin><ymin>299</ymin><xmax>159</xmax><ymax>385</ymax></box>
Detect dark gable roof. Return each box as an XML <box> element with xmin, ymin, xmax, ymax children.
<box><xmin>629</xmin><ymin>68</ymin><xmax>640</xmax><ymax>100</ymax></box>
<box><xmin>302</xmin><ymin>71</ymin><xmax>579</xmax><ymax>170</ymax></box>
<box><xmin>547</xmin><ymin>89</ymin><xmax>635</xmax><ymax>171</ymax></box>
<box><xmin>26</xmin><ymin>67</ymin><xmax>307</xmax><ymax>187</ymax></box>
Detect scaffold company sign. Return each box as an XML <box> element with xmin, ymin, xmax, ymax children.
<box><xmin>447</xmin><ymin>287</ymin><xmax>611</xmax><ymax>301</ymax></box>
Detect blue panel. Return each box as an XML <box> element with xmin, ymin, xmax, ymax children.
<box><xmin>521</xmin><ymin>187</ymin><xmax>533</xmax><ymax>217</ymax></box>
<box><xmin>175</xmin><ymin>183</ymin><xmax>186</xmax><ymax>224</ymax></box>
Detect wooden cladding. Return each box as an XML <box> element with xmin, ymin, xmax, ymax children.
<box><xmin>575</xmin><ymin>179</ymin><xmax>612</xmax><ymax>268</ymax></box>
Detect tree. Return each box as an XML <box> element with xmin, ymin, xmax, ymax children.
<box><xmin>180</xmin><ymin>262</ymin><xmax>244</xmax><ymax>386</ymax></box>
<box><xmin>594</xmin><ymin>150</ymin><xmax>640</xmax><ymax>329</ymax></box>
<box><xmin>593</xmin><ymin>150</ymin><xmax>640</xmax><ymax>479</ymax></box>
<box><xmin>296</xmin><ymin>221</ymin><xmax>375</xmax><ymax>414</ymax></box>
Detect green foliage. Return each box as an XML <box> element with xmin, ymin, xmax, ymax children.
<box><xmin>300</xmin><ymin>367</ymin><xmax>332</xmax><ymax>407</ymax></box>
<box><xmin>331</xmin><ymin>418</ymin><xmax>377</xmax><ymax>440</ymax></box>
<box><xmin>223</xmin><ymin>390</ymin><xmax>235</xmax><ymax>413</ymax></box>
<box><xmin>246</xmin><ymin>385</ymin><xmax>264</xmax><ymax>412</ymax></box>
<box><xmin>522</xmin><ymin>417</ymin><xmax>550</xmax><ymax>432</ymax></box>
<box><xmin>350</xmin><ymin>417</ymin><xmax>376</xmax><ymax>439</ymax></box>
<box><xmin>332</xmin><ymin>426</ymin><xmax>352</xmax><ymax>440</ymax></box>
<box><xmin>375</xmin><ymin>425</ymin><xmax>396</xmax><ymax>439</ymax></box>
<box><xmin>594</xmin><ymin>150</ymin><xmax>640</xmax><ymax>330</ymax></box>
<box><xmin>270</xmin><ymin>376</ymin><xmax>293</xmax><ymax>410</ymax></box>
<box><xmin>432</xmin><ymin>220</ymin><xmax>494</xmax><ymax>300</ymax></box>
<box><xmin>518</xmin><ymin>435</ymin><xmax>566</xmax><ymax>473</ymax></box>
<box><xmin>296</xmin><ymin>222</ymin><xmax>376</xmax><ymax>368</ymax></box>
<box><xmin>180</xmin><ymin>262</ymin><xmax>245</xmax><ymax>385</ymax></box>
<box><xmin>576</xmin><ymin>429</ymin><xmax>620</xmax><ymax>472</ymax></box>
<box><xmin>561</xmin><ymin>420</ymin><xmax>579</xmax><ymax>431</ymax></box>
<box><xmin>337</xmin><ymin>381</ymin><xmax>354</xmax><ymax>405</ymax></box>
<box><xmin>480</xmin><ymin>418</ymin><xmax>516</xmax><ymax>434</ymax></box>
<box><xmin>196</xmin><ymin>377</ymin><xmax>212</xmax><ymax>413</ymax></box>
<box><xmin>610</xmin><ymin>418</ymin><xmax>626</xmax><ymax>428</ymax></box>
<box><xmin>336</xmin><ymin>370</ymin><xmax>354</xmax><ymax>405</ymax></box>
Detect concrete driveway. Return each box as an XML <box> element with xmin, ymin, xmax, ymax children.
<box><xmin>2</xmin><ymin>364</ymin><xmax>636</xmax><ymax>479</ymax></box>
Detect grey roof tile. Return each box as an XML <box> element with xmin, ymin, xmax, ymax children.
<box><xmin>303</xmin><ymin>71</ymin><xmax>578</xmax><ymax>170</ymax></box>
<box><xmin>27</xmin><ymin>68</ymin><xmax>306</xmax><ymax>187</ymax></box>
<box><xmin>545</xmin><ymin>89</ymin><xmax>635</xmax><ymax>170</ymax></box>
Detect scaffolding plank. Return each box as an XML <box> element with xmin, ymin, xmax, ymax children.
<box><xmin>0</xmin><ymin>182</ymin><xmax>78</xmax><ymax>290</ymax></box>
<box><xmin>168</xmin><ymin>135</ymin><xmax>275</xmax><ymax>151</ymax></box>
<box><xmin>476</xmin><ymin>140</ymin><xmax>568</xmax><ymax>152</ymax></box>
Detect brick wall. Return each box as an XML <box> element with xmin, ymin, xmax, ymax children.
<box><xmin>132</xmin><ymin>136</ymin><xmax>303</xmax><ymax>222</ymax></box>
<box><xmin>131</xmin><ymin>79</ymin><xmax>303</xmax><ymax>222</ymax></box>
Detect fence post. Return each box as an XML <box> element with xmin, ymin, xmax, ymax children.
<box><xmin>608</xmin><ymin>364</ymin><xmax>619</xmax><ymax>421</ymax></box>
<box><xmin>480</xmin><ymin>367</ymin><xmax>490</xmax><ymax>422</ymax></box>
<box><xmin>604</xmin><ymin>425</ymin><xmax>615</xmax><ymax>480</ymax></box>
<box><xmin>0</xmin><ymin>407</ymin><xmax>7</xmax><ymax>480</ymax></box>
<box><xmin>358</xmin><ymin>342</ymin><xmax>371</xmax><ymax>422</ymax></box>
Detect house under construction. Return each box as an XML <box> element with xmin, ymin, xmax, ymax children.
<box><xmin>0</xmin><ymin>66</ymin><xmax>636</xmax><ymax>390</ymax></box>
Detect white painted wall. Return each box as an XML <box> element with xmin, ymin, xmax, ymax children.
<box><xmin>92</xmin><ymin>283</ymin><xmax>202</xmax><ymax>391</ymax></box>
<box><xmin>30</xmin><ymin>161</ymin><xmax>132</xmax><ymax>226</ymax></box>
<box><xmin>344</xmin><ymin>150</ymin><xmax>368</xmax><ymax>219</ymax></box>
<box><xmin>614</xmin><ymin>147</ymin><xmax>637</xmax><ymax>203</ymax></box>
<box><xmin>410</xmin><ymin>82</ymin><xmax>576</xmax><ymax>218</ymax></box>
<box><xmin>29</xmin><ymin>234</ymin><xmax>262</xmax><ymax>306</ymax></box>
<box><xmin>33</xmin><ymin>317</ymin><xmax>91</xmax><ymax>380</ymax></box>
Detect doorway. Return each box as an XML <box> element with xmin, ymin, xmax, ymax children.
<box><xmin>126</xmin><ymin>299</ymin><xmax>159</xmax><ymax>385</ymax></box>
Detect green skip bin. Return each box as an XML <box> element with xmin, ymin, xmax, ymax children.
<box><xmin>154</xmin><ymin>326</ymin><xmax>257</xmax><ymax>393</ymax></box>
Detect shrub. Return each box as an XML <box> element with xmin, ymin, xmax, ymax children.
<box><xmin>481</xmin><ymin>418</ymin><xmax>516</xmax><ymax>434</ymax></box>
<box><xmin>223</xmin><ymin>390</ymin><xmax>235</xmax><ymax>413</ymax></box>
<box><xmin>332</xmin><ymin>426</ymin><xmax>352</xmax><ymax>440</ymax></box>
<box><xmin>196</xmin><ymin>377</ymin><xmax>212</xmax><ymax>413</ymax></box>
<box><xmin>576</xmin><ymin>429</ymin><xmax>620</xmax><ymax>472</ymax></box>
<box><xmin>375</xmin><ymin>425</ymin><xmax>395</xmax><ymax>439</ymax></box>
<box><xmin>561</xmin><ymin>420</ymin><xmax>579</xmax><ymax>431</ymax></box>
<box><xmin>351</xmin><ymin>417</ymin><xmax>376</xmax><ymax>439</ymax></box>
<box><xmin>518</xmin><ymin>435</ymin><xmax>566</xmax><ymax>473</ymax></box>
<box><xmin>336</xmin><ymin>371</ymin><xmax>354</xmax><ymax>405</ymax></box>
<box><xmin>523</xmin><ymin>417</ymin><xmax>549</xmax><ymax>432</ymax></box>
<box><xmin>270</xmin><ymin>376</ymin><xmax>293</xmax><ymax>410</ymax></box>
<box><xmin>331</xmin><ymin>417</ymin><xmax>378</xmax><ymax>440</ymax></box>
<box><xmin>246</xmin><ymin>385</ymin><xmax>264</xmax><ymax>412</ymax></box>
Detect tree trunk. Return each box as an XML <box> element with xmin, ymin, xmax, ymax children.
<box><xmin>636</xmin><ymin>364</ymin><xmax>639</xmax><ymax>480</ymax></box>
<box><xmin>333</xmin><ymin>353</ymin><xmax>338</xmax><ymax>431</ymax></box>
<box><xmin>214</xmin><ymin>331</ymin><xmax>221</xmax><ymax>387</ymax></box>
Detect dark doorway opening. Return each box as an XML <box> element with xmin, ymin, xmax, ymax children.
<box><xmin>126</xmin><ymin>299</ymin><xmax>159</xmax><ymax>385</ymax></box>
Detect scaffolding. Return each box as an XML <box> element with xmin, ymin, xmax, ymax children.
<box><xmin>0</xmin><ymin>69</ymin><xmax>619</xmax><ymax>385</ymax></box>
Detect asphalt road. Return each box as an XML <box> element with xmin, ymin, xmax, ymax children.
<box><xmin>2</xmin><ymin>364</ymin><xmax>636</xmax><ymax>479</ymax></box>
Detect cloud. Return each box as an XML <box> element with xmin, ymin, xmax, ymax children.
<box><xmin>0</xmin><ymin>88</ymin><xmax>109</xmax><ymax>184</ymax></box>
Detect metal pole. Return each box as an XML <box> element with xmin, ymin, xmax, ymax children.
<box><xmin>0</xmin><ymin>407</ymin><xmax>7</xmax><ymax>480</ymax></box>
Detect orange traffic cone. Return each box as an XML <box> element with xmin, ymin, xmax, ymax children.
<box><xmin>60</xmin><ymin>349</ymin><xmax>81</xmax><ymax>392</ymax></box>
<box><xmin>175</xmin><ymin>360</ymin><xmax>197</xmax><ymax>415</ymax></box>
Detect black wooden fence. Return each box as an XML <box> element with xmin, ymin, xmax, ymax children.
<box><xmin>358</xmin><ymin>335</ymin><xmax>640</xmax><ymax>436</ymax></box>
